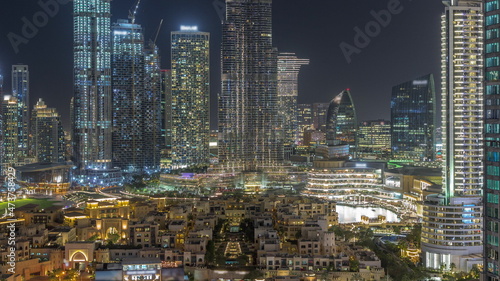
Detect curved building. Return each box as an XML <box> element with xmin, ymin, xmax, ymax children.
<box><xmin>422</xmin><ymin>195</ymin><xmax>482</xmax><ymax>270</ymax></box>
<box><xmin>325</xmin><ymin>89</ymin><xmax>357</xmax><ymax>155</ymax></box>
<box><xmin>304</xmin><ymin>168</ymin><xmax>401</xmax><ymax>202</ymax></box>
<box><xmin>422</xmin><ymin>0</ymin><xmax>483</xmax><ymax>272</ymax></box>
<box><xmin>390</xmin><ymin>74</ymin><xmax>436</xmax><ymax>161</ymax></box>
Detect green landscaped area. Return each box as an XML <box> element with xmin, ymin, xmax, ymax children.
<box><xmin>0</xmin><ymin>198</ymin><xmax>57</xmax><ymax>213</ymax></box>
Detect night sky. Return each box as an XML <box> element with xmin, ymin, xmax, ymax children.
<box><xmin>0</xmin><ymin>0</ymin><xmax>443</xmax><ymax>130</ymax></box>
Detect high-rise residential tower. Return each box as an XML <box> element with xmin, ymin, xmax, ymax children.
<box><xmin>391</xmin><ymin>74</ymin><xmax>436</xmax><ymax>161</ymax></box>
<box><xmin>143</xmin><ymin>42</ymin><xmax>162</xmax><ymax>172</ymax></box>
<box><xmin>325</xmin><ymin>89</ymin><xmax>357</xmax><ymax>155</ymax></box>
<box><xmin>12</xmin><ymin>64</ymin><xmax>29</xmax><ymax>159</ymax></box>
<box><xmin>277</xmin><ymin>53</ymin><xmax>309</xmax><ymax>155</ymax></box>
<box><xmin>160</xmin><ymin>69</ymin><xmax>172</xmax><ymax>169</ymax></box>
<box><xmin>2</xmin><ymin>95</ymin><xmax>19</xmax><ymax>166</ymax></box>
<box><xmin>0</xmin><ymin>74</ymin><xmax>2</xmax><ymax>171</ymax></box>
<box><xmin>218</xmin><ymin>0</ymin><xmax>281</xmax><ymax>170</ymax></box>
<box><xmin>485</xmin><ymin>0</ymin><xmax>500</xmax><ymax>278</ymax></box>
<box><xmin>73</xmin><ymin>0</ymin><xmax>112</xmax><ymax>171</ymax></box>
<box><xmin>111</xmin><ymin>19</ymin><xmax>145</xmax><ymax>173</ymax></box>
<box><xmin>421</xmin><ymin>0</ymin><xmax>483</xmax><ymax>272</ymax></box>
<box><xmin>171</xmin><ymin>26</ymin><xmax>210</xmax><ymax>168</ymax></box>
<box><xmin>31</xmin><ymin>99</ymin><xmax>65</xmax><ymax>163</ymax></box>
<box><xmin>162</xmin><ymin>69</ymin><xmax>172</xmax><ymax>151</ymax></box>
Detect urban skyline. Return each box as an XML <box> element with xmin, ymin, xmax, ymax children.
<box><xmin>0</xmin><ymin>1</ymin><xmax>490</xmax><ymax>281</ymax></box>
<box><xmin>0</xmin><ymin>0</ymin><xmax>443</xmax><ymax>129</ymax></box>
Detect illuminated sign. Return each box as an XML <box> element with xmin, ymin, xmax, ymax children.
<box><xmin>130</xmin><ymin>275</ymin><xmax>153</xmax><ymax>280</ymax></box>
<box><xmin>412</xmin><ymin>80</ymin><xmax>428</xmax><ymax>86</ymax></box>
<box><xmin>126</xmin><ymin>271</ymin><xmax>156</xmax><ymax>275</ymax></box>
<box><xmin>180</xmin><ymin>25</ymin><xmax>198</xmax><ymax>31</ymax></box>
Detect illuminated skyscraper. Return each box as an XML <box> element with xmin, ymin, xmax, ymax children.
<box><xmin>12</xmin><ymin>64</ymin><xmax>29</xmax><ymax>159</ymax></box>
<box><xmin>218</xmin><ymin>0</ymin><xmax>281</xmax><ymax>170</ymax></box>
<box><xmin>31</xmin><ymin>99</ymin><xmax>65</xmax><ymax>163</ymax></box>
<box><xmin>111</xmin><ymin>19</ymin><xmax>146</xmax><ymax>173</ymax></box>
<box><xmin>0</xmin><ymin>74</ymin><xmax>2</xmax><ymax>171</ymax></box>
<box><xmin>484</xmin><ymin>0</ymin><xmax>500</xmax><ymax>278</ymax></box>
<box><xmin>357</xmin><ymin>120</ymin><xmax>391</xmax><ymax>159</ymax></box>
<box><xmin>73</xmin><ymin>0</ymin><xmax>112</xmax><ymax>171</ymax></box>
<box><xmin>2</xmin><ymin>95</ymin><xmax>19</xmax><ymax>166</ymax></box>
<box><xmin>171</xmin><ymin>26</ymin><xmax>210</xmax><ymax>168</ymax></box>
<box><xmin>421</xmin><ymin>0</ymin><xmax>483</xmax><ymax>271</ymax></box>
<box><xmin>143</xmin><ymin>42</ymin><xmax>163</xmax><ymax>172</ymax></box>
<box><xmin>277</xmin><ymin>53</ymin><xmax>309</xmax><ymax>154</ymax></box>
<box><xmin>325</xmin><ymin>89</ymin><xmax>357</xmax><ymax>155</ymax></box>
<box><xmin>312</xmin><ymin>103</ymin><xmax>329</xmax><ymax>132</ymax></box>
<box><xmin>162</xmin><ymin>69</ymin><xmax>172</xmax><ymax>151</ymax></box>
<box><xmin>297</xmin><ymin>103</ymin><xmax>313</xmax><ymax>145</ymax></box>
<box><xmin>160</xmin><ymin>69</ymin><xmax>172</xmax><ymax>169</ymax></box>
<box><xmin>391</xmin><ymin>74</ymin><xmax>436</xmax><ymax>161</ymax></box>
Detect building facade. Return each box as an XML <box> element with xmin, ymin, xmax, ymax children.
<box><xmin>171</xmin><ymin>26</ymin><xmax>210</xmax><ymax>168</ymax></box>
<box><xmin>391</xmin><ymin>74</ymin><xmax>436</xmax><ymax>161</ymax></box>
<box><xmin>325</xmin><ymin>89</ymin><xmax>357</xmax><ymax>155</ymax></box>
<box><xmin>31</xmin><ymin>99</ymin><xmax>65</xmax><ymax>163</ymax></box>
<box><xmin>297</xmin><ymin>104</ymin><xmax>313</xmax><ymax>145</ymax></box>
<box><xmin>143</xmin><ymin>42</ymin><xmax>163</xmax><ymax>172</ymax></box>
<box><xmin>312</xmin><ymin>103</ymin><xmax>329</xmax><ymax>132</ymax></box>
<box><xmin>2</xmin><ymin>95</ymin><xmax>19</xmax><ymax>166</ymax></box>
<box><xmin>111</xmin><ymin>19</ymin><xmax>145</xmax><ymax>173</ymax></box>
<box><xmin>357</xmin><ymin>120</ymin><xmax>391</xmax><ymax>159</ymax></box>
<box><xmin>218</xmin><ymin>0</ymin><xmax>281</xmax><ymax>170</ymax></box>
<box><xmin>12</xmin><ymin>64</ymin><xmax>30</xmax><ymax>160</ymax></box>
<box><xmin>277</xmin><ymin>53</ymin><xmax>309</xmax><ymax>154</ymax></box>
<box><xmin>485</xmin><ymin>0</ymin><xmax>500</xmax><ymax>279</ymax></box>
<box><xmin>73</xmin><ymin>0</ymin><xmax>113</xmax><ymax>172</ymax></box>
<box><xmin>422</xmin><ymin>0</ymin><xmax>483</xmax><ymax>272</ymax></box>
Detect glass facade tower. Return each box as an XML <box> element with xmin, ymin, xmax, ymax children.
<box><xmin>297</xmin><ymin>104</ymin><xmax>313</xmax><ymax>145</ymax></box>
<box><xmin>312</xmin><ymin>103</ymin><xmax>329</xmax><ymax>132</ymax></box>
<box><xmin>143</xmin><ymin>42</ymin><xmax>163</xmax><ymax>173</ymax></box>
<box><xmin>277</xmin><ymin>53</ymin><xmax>309</xmax><ymax>154</ymax></box>
<box><xmin>171</xmin><ymin>27</ymin><xmax>210</xmax><ymax>168</ymax></box>
<box><xmin>11</xmin><ymin>64</ymin><xmax>29</xmax><ymax>160</ymax></box>
<box><xmin>111</xmin><ymin>19</ymin><xmax>145</xmax><ymax>173</ymax></box>
<box><xmin>421</xmin><ymin>0</ymin><xmax>483</xmax><ymax>272</ymax></box>
<box><xmin>357</xmin><ymin>120</ymin><xmax>391</xmax><ymax>159</ymax></box>
<box><xmin>2</xmin><ymin>96</ymin><xmax>19</xmax><ymax>166</ymax></box>
<box><xmin>218</xmin><ymin>0</ymin><xmax>281</xmax><ymax>171</ymax></box>
<box><xmin>31</xmin><ymin>99</ymin><xmax>65</xmax><ymax>163</ymax></box>
<box><xmin>325</xmin><ymin>89</ymin><xmax>357</xmax><ymax>155</ymax></box>
<box><xmin>73</xmin><ymin>0</ymin><xmax>112</xmax><ymax>171</ymax></box>
<box><xmin>485</xmin><ymin>0</ymin><xmax>500</xmax><ymax>278</ymax></box>
<box><xmin>390</xmin><ymin>74</ymin><xmax>436</xmax><ymax>161</ymax></box>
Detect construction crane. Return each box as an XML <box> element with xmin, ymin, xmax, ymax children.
<box><xmin>128</xmin><ymin>0</ymin><xmax>142</xmax><ymax>24</ymax></box>
<box><xmin>153</xmin><ymin>19</ymin><xmax>164</xmax><ymax>45</ymax></box>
